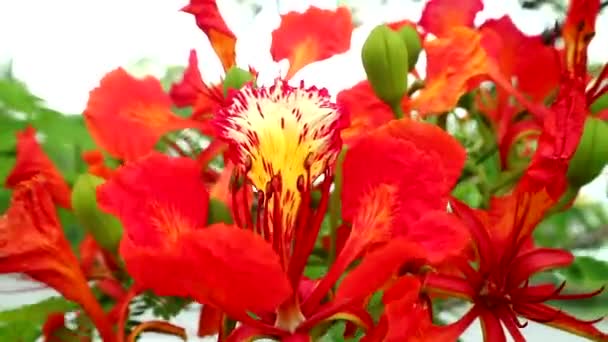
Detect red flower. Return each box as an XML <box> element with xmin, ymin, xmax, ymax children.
<box><xmin>0</xmin><ymin>178</ymin><xmax>114</xmax><ymax>341</ymax></box>
<box><xmin>419</xmin><ymin>0</ymin><xmax>483</xmax><ymax>37</ymax></box>
<box><xmin>84</xmin><ymin>68</ymin><xmax>201</xmax><ymax>161</ymax></box>
<box><xmin>5</xmin><ymin>126</ymin><xmax>72</xmax><ymax>209</ymax></box>
<box><xmin>299</xmin><ymin>118</ymin><xmax>470</xmax><ymax>330</ymax></box>
<box><xmin>182</xmin><ymin>0</ymin><xmax>236</xmax><ymax>71</ymax></box>
<box><xmin>97</xmin><ymin>153</ymin><xmax>291</xmax><ymax>319</ymax></box>
<box><xmin>271</xmin><ymin>7</ymin><xmax>353</xmax><ymax>79</ymax></box>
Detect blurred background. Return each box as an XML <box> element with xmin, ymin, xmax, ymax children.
<box><xmin>0</xmin><ymin>0</ymin><xmax>607</xmax><ymax>341</ymax></box>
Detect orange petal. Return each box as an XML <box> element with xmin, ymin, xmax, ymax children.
<box><xmin>97</xmin><ymin>153</ymin><xmax>209</xmax><ymax>297</ymax></box>
<box><xmin>84</xmin><ymin>68</ymin><xmax>197</xmax><ymax>161</ymax></box>
<box><xmin>5</xmin><ymin>126</ymin><xmax>72</xmax><ymax>209</ymax></box>
<box><xmin>563</xmin><ymin>0</ymin><xmax>600</xmax><ymax>74</ymax></box>
<box><xmin>185</xmin><ymin>224</ymin><xmax>292</xmax><ymax>314</ymax></box>
<box><xmin>0</xmin><ymin>178</ymin><xmax>115</xmax><ymax>341</ymax></box>
<box><xmin>413</xmin><ymin>27</ymin><xmax>490</xmax><ymax>116</ymax></box>
<box><xmin>337</xmin><ymin>80</ymin><xmax>407</xmax><ymax>145</ymax></box>
<box><xmin>419</xmin><ymin>0</ymin><xmax>483</xmax><ymax>37</ymax></box>
<box><xmin>271</xmin><ymin>7</ymin><xmax>353</xmax><ymax>79</ymax></box>
<box><xmin>182</xmin><ymin>0</ymin><xmax>236</xmax><ymax>71</ymax></box>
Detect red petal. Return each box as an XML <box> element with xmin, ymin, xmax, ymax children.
<box><xmin>341</xmin><ymin>132</ymin><xmax>446</xmax><ymax>231</ymax></box>
<box><xmin>336</xmin><ymin>81</ymin><xmax>406</xmax><ymax>146</ymax></box>
<box><xmin>82</xmin><ymin>150</ymin><xmax>114</xmax><ymax>180</ymax></box>
<box><xmin>419</xmin><ymin>0</ymin><xmax>483</xmax><ymax>37</ymax></box>
<box><xmin>335</xmin><ymin>238</ymin><xmax>425</xmax><ymax>302</ymax></box>
<box><xmin>185</xmin><ymin>224</ymin><xmax>292</xmax><ymax>314</ymax></box>
<box><xmin>480</xmin><ymin>16</ymin><xmax>559</xmax><ymax>102</ymax></box>
<box><xmin>97</xmin><ymin>154</ymin><xmax>209</xmax><ymax>297</ymax></box>
<box><xmin>479</xmin><ymin>309</ymin><xmax>507</xmax><ymax>342</ymax></box>
<box><xmin>424</xmin><ymin>273</ymin><xmax>476</xmax><ymax>300</ymax></box>
<box><xmin>198</xmin><ymin>305</ymin><xmax>222</xmax><ymax>337</ymax></box>
<box><xmin>169</xmin><ymin>49</ymin><xmax>206</xmax><ymax>108</ymax></box>
<box><xmin>98</xmin><ymin>153</ymin><xmax>208</xmax><ymax>247</ymax></box>
<box><xmin>413</xmin><ymin>27</ymin><xmax>490</xmax><ymax>116</ymax></box>
<box><xmin>271</xmin><ymin>7</ymin><xmax>353</xmax><ymax>79</ymax></box>
<box><xmin>407</xmin><ymin>210</ymin><xmax>470</xmax><ymax>264</ymax></box>
<box><xmin>563</xmin><ymin>0</ymin><xmax>600</xmax><ymax>73</ymax></box>
<box><xmin>516</xmin><ymin>302</ymin><xmax>607</xmax><ymax>341</ymax></box>
<box><xmin>507</xmin><ymin>248</ymin><xmax>573</xmax><ymax>289</ymax></box>
<box><xmin>182</xmin><ymin>0</ymin><xmax>236</xmax><ymax>71</ymax></box>
<box><xmin>84</xmin><ymin>68</ymin><xmax>197</xmax><ymax>161</ymax></box>
<box><xmin>376</xmin><ymin>118</ymin><xmax>466</xmax><ymax>193</ymax></box>
<box><xmin>5</xmin><ymin>126</ymin><xmax>72</xmax><ymax>209</ymax></box>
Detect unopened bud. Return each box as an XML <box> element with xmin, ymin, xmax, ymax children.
<box><xmin>396</xmin><ymin>25</ymin><xmax>422</xmax><ymax>71</ymax></box>
<box><xmin>361</xmin><ymin>25</ymin><xmax>409</xmax><ymax>109</ymax></box>
<box><xmin>567</xmin><ymin>117</ymin><xmax>608</xmax><ymax>187</ymax></box>
<box><xmin>72</xmin><ymin>174</ymin><xmax>123</xmax><ymax>253</ymax></box>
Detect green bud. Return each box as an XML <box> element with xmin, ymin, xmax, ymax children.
<box><xmin>361</xmin><ymin>25</ymin><xmax>409</xmax><ymax>110</ymax></box>
<box><xmin>71</xmin><ymin>174</ymin><xmax>123</xmax><ymax>253</ymax></box>
<box><xmin>396</xmin><ymin>25</ymin><xmax>422</xmax><ymax>71</ymax></box>
<box><xmin>567</xmin><ymin>117</ymin><xmax>608</xmax><ymax>187</ymax></box>
<box><xmin>207</xmin><ymin>198</ymin><xmax>234</xmax><ymax>225</ymax></box>
<box><xmin>223</xmin><ymin>67</ymin><xmax>255</xmax><ymax>97</ymax></box>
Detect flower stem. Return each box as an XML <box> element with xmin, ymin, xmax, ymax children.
<box><xmin>328</xmin><ymin>147</ymin><xmax>347</xmax><ymax>265</ymax></box>
<box><xmin>391</xmin><ymin>102</ymin><xmax>405</xmax><ymax>119</ymax></box>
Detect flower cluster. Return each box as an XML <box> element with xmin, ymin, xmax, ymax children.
<box><xmin>1</xmin><ymin>0</ymin><xmax>608</xmax><ymax>341</ymax></box>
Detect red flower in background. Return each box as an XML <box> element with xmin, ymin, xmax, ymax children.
<box><xmin>182</xmin><ymin>0</ymin><xmax>236</xmax><ymax>71</ymax></box>
<box><xmin>5</xmin><ymin>126</ymin><xmax>72</xmax><ymax>209</ymax></box>
<box><xmin>419</xmin><ymin>0</ymin><xmax>483</xmax><ymax>37</ymax></box>
<box><xmin>271</xmin><ymin>6</ymin><xmax>354</xmax><ymax>79</ymax></box>
<box><xmin>0</xmin><ymin>178</ymin><xmax>114</xmax><ymax>341</ymax></box>
<box><xmin>84</xmin><ymin>68</ymin><xmax>203</xmax><ymax>161</ymax></box>
<box><xmin>169</xmin><ymin>49</ymin><xmax>226</xmax><ymax>123</ymax></box>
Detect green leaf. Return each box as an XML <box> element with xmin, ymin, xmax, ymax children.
<box><xmin>0</xmin><ymin>297</ymin><xmax>77</xmax><ymax>323</ymax></box>
<box><xmin>0</xmin><ymin>78</ymin><xmax>42</xmax><ymax>114</ymax></box>
<box><xmin>451</xmin><ymin>181</ymin><xmax>483</xmax><ymax>208</ymax></box>
<box><xmin>560</xmin><ymin>256</ymin><xmax>608</xmax><ymax>288</ymax></box>
<box><xmin>0</xmin><ymin>321</ymin><xmax>40</xmax><ymax>342</ymax></box>
<box><xmin>0</xmin><ymin>114</ymin><xmax>27</xmax><ymax>152</ymax></box>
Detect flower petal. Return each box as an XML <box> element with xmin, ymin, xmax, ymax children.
<box><xmin>182</xmin><ymin>0</ymin><xmax>236</xmax><ymax>71</ymax></box>
<box><xmin>413</xmin><ymin>27</ymin><xmax>489</xmax><ymax>116</ymax></box>
<box><xmin>97</xmin><ymin>153</ymin><xmax>209</xmax><ymax>296</ymax></box>
<box><xmin>336</xmin><ymin>80</ymin><xmax>405</xmax><ymax>146</ymax></box>
<box><xmin>341</xmin><ymin>131</ymin><xmax>446</xmax><ymax>230</ymax></box>
<box><xmin>169</xmin><ymin>50</ymin><xmax>225</xmax><ymax>121</ymax></box>
<box><xmin>507</xmin><ymin>248</ymin><xmax>573</xmax><ymax>289</ymax></box>
<box><xmin>406</xmin><ymin>210</ymin><xmax>470</xmax><ymax>264</ymax></box>
<box><xmin>185</xmin><ymin>224</ymin><xmax>292</xmax><ymax>314</ymax></box>
<box><xmin>419</xmin><ymin>0</ymin><xmax>483</xmax><ymax>37</ymax></box>
<box><xmin>516</xmin><ymin>302</ymin><xmax>607</xmax><ymax>341</ymax></box>
<box><xmin>335</xmin><ymin>238</ymin><xmax>425</xmax><ymax>303</ymax></box>
<box><xmin>271</xmin><ymin>7</ymin><xmax>353</xmax><ymax>79</ymax></box>
<box><xmin>376</xmin><ymin>118</ymin><xmax>466</xmax><ymax>193</ymax></box>
<box><xmin>563</xmin><ymin>0</ymin><xmax>600</xmax><ymax>73</ymax></box>
<box><xmin>479</xmin><ymin>309</ymin><xmax>507</xmax><ymax>342</ymax></box>
<box><xmin>5</xmin><ymin>126</ymin><xmax>72</xmax><ymax>209</ymax></box>
<box><xmin>84</xmin><ymin>68</ymin><xmax>198</xmax><ymax>161</ymax></box>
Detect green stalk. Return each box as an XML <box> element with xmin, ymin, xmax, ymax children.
<box><xmin>328</xmin><ymin>147</ymin><xmax>348</xmax><ymax>266</ymax></box>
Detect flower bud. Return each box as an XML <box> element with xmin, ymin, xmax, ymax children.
<box><xmin>207</xmin><ymin>198</ymin><xmax>234</xmax><ymax>225</ymax></box>
<box><xmin>567</xmin><ymin>117</ymin><xmax>608</xmax><ymax>187</ymax></box>
<box><xmin>71</xmin><ymin>174</ymin><xmax>123</xmax><ymax>253</ymax></box>
<box><xmin>361</xmin><ymin>25</ymin><xmax>409</xmax><ymax>109</ymax></box>
<box><xmin>223</xmin><ymin>67</ymin><xmax>255</xmax><ymax>97</ymax></box>
<box><xmin>590</xmin><ymin>93</ymin><xmax>607</xmax><ymax>114</ymax></box>
<box><xmin>396</xmin><ymin>25</ymin><xmax>422</xmax><ymax>71</ymax></box>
